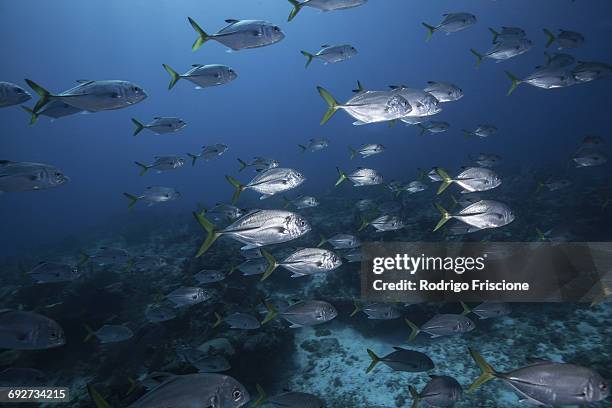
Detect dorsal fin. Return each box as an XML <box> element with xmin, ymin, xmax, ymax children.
<box><xmin>192</xmin><ymin>64</ymin><xmax>204</xmax><ymax>67</ymax></box>
<box><xmin>76</xmin><ymin>80</ymin><xmax>94</xmax><ymax>84</ymax></box>
<box><xmin>225</xmin><ymin>19</ymin><xmax>239</xmax><ymax>24</ymax></box>
<box><xmin>321</xmin><ymin>44</ymin><xmax>330</xmax><ymax>48</ymax></box>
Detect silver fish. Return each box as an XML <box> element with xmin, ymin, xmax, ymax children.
<box><xmin>227</xmin><ymin>168</ymin><xmax>305</xmax><ymax>201</ymax></box>
<box><xmin>298</xmin><ymin>138</ymin><xmax>329</xmax><ymax>152</ymax></box>
<box><xmin>462</xmin><ymin>125</ymin><xmax>497</xmax><ymax>138</ymax></box>
<box><xmin>471</xmin><ymin>38</ymin><xmax>533</xmax><ymax>67</ymax></box>
<box><xmin>194</xmin><ymin>269</ymin><xmax>226</xmax><ymax>284</ymax></box>
<box><xmin>423</xmin><ymin>13</ymin><xmax>477</xmax><ymax>40</ymax></box>
<box><xmin>0</xmin><ymin>82</ymin><xmax>31</xmax><ymax>107</ymax></box>
<box><xmin>469</xmin><ymin>349</ymin><xmax>608</xmax><ymax>406</ymax></box>
<box><xmin>124</xmin><ymin>186</ymin><xmax>181</xmax><ymax>208</ymax></box>
<box><xmin>473</xmin><ymin>153</ymin><xmax>502</xmax><ymax>167</ymax></box>
<box><xmin>544</xmin><ymin>28</ymin><xmax>584</xmax><ymax>49</ymax></box>
<box><xmin>131</xmin><ymin>117</ymin><xmax>186</xmax><ymax>136</ymax></box>
<box><xmin>542</xmin><ymin>52</ymin><xmax>575</xmax><ymax>69</ymax></box>
<box><xmin>26</xmin><ymin>79</ymin><xmax>146</xmax><ymax>113</ymax></box>
<box><xmin>406</xmin><ymin>314</ymin><xmax>475</xmax><ymax>340</ymax></box>
<box><xmin>188</xmin><ymin>18</ymin><xmax>284</xmax><ymax>51</ymax></box>
<box><xmin>162</xmin><ymin>64</ymin><xmax>237</xmax><ymax>90</ymax></box>
<box><xmin>260</xmin><ymin>248</ymin><xmax>342</xmax><ymax>280</ymax></box>
<box><xmin>423</xmin><ymin>81</ymin><xmax>463</xmax><ymax>102</ymax></box>
<box><xmin>192</xmin><ymin>355</ymin><xmax>231</xmax><ymax>373</ymax></box>
<box><xmin>462</xmin><ymin>302</ymin><xmax>511</xmax><ymax>319</ymax></box>
<box><xmin>126</xmin><ymin>373</ymin><xmax>250</xmax><ymax>408</ymax></box>
<box><xmin>85</xmin><ymin>324</ymin><xmax>133</xmax><ymax>344</ymax></box>
<box><xmin>353</xmin><ymin>302</ymin><xmax>401</xmax><ymax>320</ymax></box>
<box><xmin>135</xmin><ymin>156</ymin><xmax>184</xmax><ymax>176</ymax></box>
<box><xmin>194</xmin><ymin>209</ymin><xmax>311</xmax><ymax>255</ymax></box>
<box><xmin>366</xmin><ymin>347</ymin><xmax>434</xmax><ymax>373</ymax></box>
<box><xmin>215</xmin><ymin>312</ymin><xmax>260</xmax><ymax>330</ymax></box>
<box><xmin>489</xmin><ymin>26</ymin><xmax>526</xmax><ymax>43</ymax></box>
<box><xmin>573</xmin><ymin>149</ymin><xmax>607</xmax><ymax>167</ymax></box>
<box><xmin>22</xmin><ymin>100</ymin><xmax>82</xmax><ymax>124</ymax></box>
<box><xmin>301</xmin><ymin>44</ymin><xmax>357</xmax><ymax>67</ymax></box>
<box><xmin>581</xmin><ymin>135</ymin><xmax>604</xmax><ymax>147</ymax></box>
<box><xmin>284</xmin><ymin>195</ymin><xmax>319</xmax><ymax>209</ymax></box>
<box><xmin>27</xmin><ymin>262</ymin><xmax>79</xmax><ymax>284</ymax></box>
<box><xmin>363</xmin><ymin>215</ymin><xmax>405</xmax><ymax>232</ymax></box>
<box><xmin>166</xmin><ymin>287</ymin><xmax>210</xmax><ymax>308</ymax></box>
<box><xmin>320</xmin><ymin>233</ymin><xmax>360</xmax><ymax>249</ymax></box>
<box><xmin>572</xmin><ymin>61</ymin><xmax>612</xmax><ymax>83</ymax></box>
<box><xmin>418</xmin><ymin>121</ymin><xmax>450</xmax><ymax>135</ymax></box>
<box><xmin>336</xmin><ymin>167</ymin><xmax>383</xmax><ymax>187</ymax></box>
<box><xmin>238</xmin><ymin>157</ymin><xmax>279</xmax><ymax>172</ymax></box>
<box><xmin>434</xmin><ymin>200</ymin><xmax>515</xmax><ymax>232</ymax></box>
<box><xmin>188</xmin><ymin>144</ymin><xmax>229</xmax><ymax>166</ymax></box>
<box><xmin>435</xmin><ymin>167</ymin><xmax>501</xmax><ymax>194</ymax></box>
<box><xmin>145</xmin><ymin>304</ymin><xmax>177</xmax><ymax>323</ymax></box>
<box><xmin>349</xmin><ymin>144</ymin><xmax>384</xmax><ymax>159</ymax></box>
<box><xmin>410</xmin><ymin>375</ymin><xmax>463</xmax><ymax>407</ymax></box>
<box><xmin>405</xmin><ymin>180</ymin><xmax>427</xmax><ymax>194</ymax></box>
<box><xmin>237</xmin><ymin>259</ymin><xmax>268</xmax><ymax>276</ymax></box>
<box><xmin>84</xmin><ymin>247</ymin><xmax>130</xmax><ymax>267</ymax></box>
<box><xmin>265</xmin><ymin>300</ymin><xmax>337</xmax><ymax>328</ymax></box>
<box><xmin>0</xmin><ymin>161</ymin><xmax>69</xmax><ymax>193</ymax></box>
<box><xmin>539</xmin><ymin>179</ymin><xmax>571</xmax><ymax>192</ymax></box>
<box><xmin>506</xmin><ymin>67</ymin><xmax>577</xmax><ymax>95</ymax></box>
<box><xmin>317</xmin><ymin>86</ymin><xmax>412</xmax><ymax>125</ymax></box>
<box><xmin>286</xmin><ymin>0</ymin><xmax>368</xmax><ymax>21</ymax></box>
<box><xmin>206</xmin><ymin>203</ymin><xmax>246</xmax><ymax>222</ymax></box>
<box><xmin>355</xmin><ymin>199</ymin><xmax>376</xmax><ymax>211</ymax></box>
<box><xmin>0</xmin><ymin>310</ymin><xmax>65</xmax><ymax>350</ymax></box>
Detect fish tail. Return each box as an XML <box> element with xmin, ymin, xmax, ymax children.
<box><xmin>405</xmin><ymin>318</ymin><xmax>421</xmax><ymax>342</ymax></box>
<box><xmin>417</xmin><ymin>123</ymin><xmax>427</xmax><ymax>136</ymax></box>
<box><xmin>468</xmin><ymin>348</ymin><xmax>498</xmax><ymax>391</ymax></box>
<box><xmin>348</xmin><ymin>146</ymin><xmax>358</xmax><ymax>159</ymax></box>
<box><xmin>24</xmin><ymin>79</ymin><xmax>52</xmax><ymax>113</ymax></box>
<box><xmin>131</xmin><ymin>118</ymin><xmax>145</xmax><ymax>136</ymax></box>
<box><xmin>123</xmin><ymin>193</ymin><xmax>140</xmax><ymax>209</ymax></box>
<box><xmin>317</xmin><ymin>86</ymin><xmax>339</xmax><ymax>125</ymax></box>
<box><xmin>228</xmin><ymin>264</ymin><xmax>236</xmax><ymax>276</ymax></box>
<box><xmin>534</xmin><ymin>181</ymin><xmax>544</xmax><ymax>194</ymax></box>
<box><xmin>287</xmin><ymin>0</ymin><xmax>303</xmax><ymax>21</ymax></box>
<box><xmin>260</xmin><ymin>249</ymin><xmax>279</xmax><ymax>282</ymax></box>
<box><xmin>462</xmin><ymin>129</ymin><xmax>473</xmax><ymax>139</ymax></box>
<box><xmin>298</xmin><ymin>144</ymin><xmax>307</xmax><ymax>153</ymax></box>
<box><xmin>591</xmin><ymin>282</ymin><xmax>611</xmax><ymax>307</ymax></box>
<box><xmin>365</xmin><ymin>349</ymin><xmax>380</xmax><ymax>373</ymax></box>
<box><xmin>488</xmin><ymin>27</ymin><xmax>499</xmax><ymax>43</ymax></box>
<box><xmin>193</xmin><ymin>211</ymin><xmax>221</xmax><ymax>257</ymax></box>
<box><xmin>335</xmin><ymin>167</ymin><xmax>347</xmax><ymax>187</ymax></box>
<box><xmin>450</xmin><ymin>194</ymin><xmax>459</xmax><ymax>210</ymax></box>
<box><xmin>460</xmin><ymin>301</ymin><xmax>472</xmax><ymax>316</ymax></box>
<box><xmin>535</xmin><ymin>227</ymin><xmax>548</xmax><ymax>242</ymax></box>
<box><xmin>470</xmin><ymin>48</ymin><xmax>484</xmax><ymax>69</ymax></box>
<box><xmin>187</xmin><ymin>153</ymin><xmax>199</xmax><ymax>167</ymax></box>
<box><xmin>134</xmin><ymin>161</ymin><xmax>149</xmax><ymax>176</ymax></box>
<box><xmin>78</xmin><ymin>249</ymin><xmax>91</xmax><ymax>266</ymax></box>
<box><xmin>213</xmin><ymin>312</ymin><xmax>223</xmax><ymax>328</ymax></box>
<box><xmin>422</xmin><ymin>22</ymin><xmax>436</xmax><ymax>41</ymax></box>
<box><xmin>504</xmin><ymin>71</ymin><xmax>522</xmax><ymax>96</ymax></box>
<box><xmin>358</xmin><ymin>216</ymin><xmax>369</xmax><ymax>232</ymax></box>
<box><xmin>187</xmin><ymin>17</ymin><xmax>210</xmax><ymax>51</ymax></box>
<box><xmin>87</xmin><ymin>383</ymin><xmax>112</xmax><ymax>408</ymax></box>
<box><xmin>125</xmin><ymin>377</ymin><xmax>138</xmax><ymax>396</ymax></box>
<box><xmin>543</xmin><ymin>28</ymin><xmax>555</xmax><ymax>48</ymax></box>
<box><xmin>409</xmin><ymin>385</ymin><xmax>420</xmax><ymax>408</ymax></box>
<box><xmin>253</xmin><ymin>384</ymin><xmax>268</xmax><ymax>407</ymax></box>
<box><xmin>433</xmin><ymin>202</ymin><xmax>452</xmax><ymax>232</ymax></box>
<box><xmin>21</xmin><ymin>105</ymin><xmax>40</xmax><ymax>125</ymax></box>
<box><xmin>317</xmin><ymin>233</ymin><xmax>326</xmax><ymax>248</ymax></box>
<box><xmin>300</xmin><ymin>50</ymin><xmax>315</xmax><ymax>68</ymax></box>
<box><xmin>434</xmin><ymin>167</ymin><xmax>453</xmax><ymax>194</ymax></box>
<box><xmin>83</xmin><ymin>324</ymin><xmax>95</xmax><ymax>342</ymax></box>
<box><xmin>282</xmin><ymin>196</ymin><xmax>291</xmax><ymax>209</ymax></box>
<box><xmin>162</xmin><ymin>64</ymin><xmax>181</xmax><ymax>90</ymax></box>
<box><xmin>544</xmin><ymin>51</ymin><xmax>552</xmax><ymax>65</ymax></box>
<box><xmin>237</xmin><ymin>158</ymin><xmax>247</xmax><ymax>171</ymax></box>
<box><xmin>123</xmin><ymin>259</ymin><xmax>134</xmax><ymax>273</ymax></box>
<box><xmin>352</xmin><ymin>80</ymin><xmax>364</xmax><ymax>93</ymax></box>
<box><xmin>261</xmin><ymin>300</ymin><xmax>278</xmax><ymax>325</ymax></box>
<box><xmin>350</xmin><ymin>299</ymin><xmax>362</xmax><ymax>317</ymax></box>
<box><xmin>225</xmin><ymin>175</ymin><xmax>245</xmax><ymax>204</ymax></box>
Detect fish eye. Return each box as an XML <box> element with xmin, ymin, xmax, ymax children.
<box><xmin>16</xmin><ymin>88</ymin><xmax>24</xmax><ymax>93</ymax></box>
<box><xmin>55</xmin><ymin>172</ymin><xmax>62</xmax><ymax>176</ymax></box>
<box><xmin>232</xmin><ymin>389</ymin><xmax>242</xmax><ymax>401</ymax></box>
<box><xmin>273</xmin><ymin>26</ymin><xmax>280</xmax><ymax>31</ymax></box>
<box><xmin>601</xmin><ymin>383</ymin><xmax>608</xmax><ymax>390</ymax></box>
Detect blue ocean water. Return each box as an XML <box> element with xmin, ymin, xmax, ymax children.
<box><xmin>1</xmin><ymin>1</ymin><xmax>611</xmax><ymax>407</ymax></box>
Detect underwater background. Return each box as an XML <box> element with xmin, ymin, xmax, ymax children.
<box><xmin>1</xmin><ymin>0</ymin><xmax>611</xmax><ymax>407</ymax></box>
